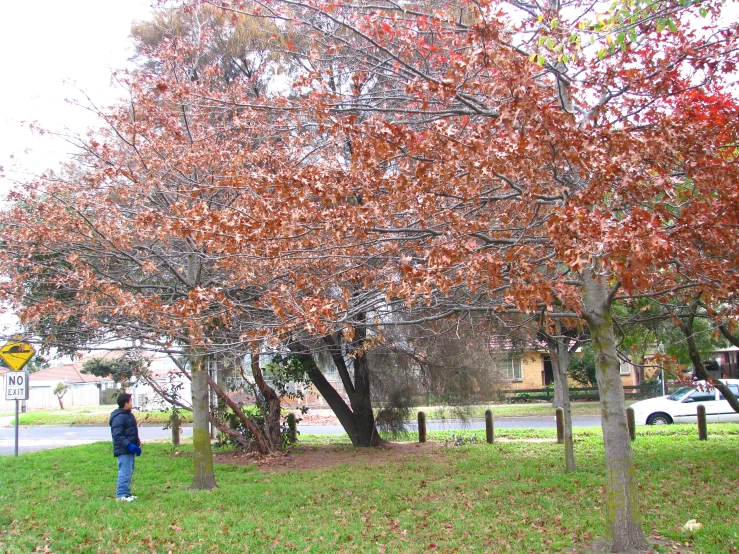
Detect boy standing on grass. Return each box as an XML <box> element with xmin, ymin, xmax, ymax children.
<box><xmin>109</xmin><ymin>393</ymin><xmax>142</xmax><ymax>502</ymax></box>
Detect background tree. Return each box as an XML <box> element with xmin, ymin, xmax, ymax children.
<box><xmin>0</xmin><ymin>7</ymin><xmax>302</xmax><ymax>486</ymax></box>
<box><xmin>668</xmin><ymin>295</ymin><xmax>739</xmax><ymax>412</ymax></box>
<box><xmin>568</xmin><ymin>343</ymin><xmax>597</xmax><ymax>388</ymax></box>
<box><xmin>82</xmin><ymin>355</ymin><xmax>146</xmax><ymax>390</ymax></box>
<box><xmin>53</xmin><ymin>382</ymin><xmax>70</xmax><ymax>409</ymax></box>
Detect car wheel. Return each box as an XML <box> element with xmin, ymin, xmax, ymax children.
<box><xmin>646</xmin><ymin>412</ymin><xmax>673</xmax><ymax>425</ymax></box>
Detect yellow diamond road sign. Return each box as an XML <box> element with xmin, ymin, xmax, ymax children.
<box><xmin>0</xmin><ymin>340</ymin><xmax>35</xmax><ymax>371</ymax></box>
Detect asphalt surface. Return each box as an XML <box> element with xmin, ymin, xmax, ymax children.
<box><xmin>298</xmin><ymin>415</ymin><xmax>602</xmax><ymax>435</ymax></box>
<box><xmin>0</xmin><ymin>422</ymin><xmax>194</xmax><ymax>456</ymax></box>
<box><xmin>0</xmin><ymin>415</ymin><xmax>601</xmax><ymax>456</ymax></box>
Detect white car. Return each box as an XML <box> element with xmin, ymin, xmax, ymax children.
<box><xmin>630</xmin><ymin>379</ymin><xmax>739</xmax><ymax>425</ymax></box>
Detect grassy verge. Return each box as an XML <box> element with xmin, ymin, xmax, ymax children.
<box><xmin>1</xmin><ymin>426</ymin><xmax>737</xmax><ymax>552</ymax></box>
<box><xmin>415</xmin><ymin>402</ymin><xmax>605</xmax><ymax>420</ymax></box>
<box><xmin>7</xmin><ymin>408</ymin><xmax>193</xmax><ymax>426</ymax></box>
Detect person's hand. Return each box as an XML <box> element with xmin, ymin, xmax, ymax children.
<box><xmin>136</xmin><ymin>446</ymin><xmax>142</xmax><ymax>457</ymax></box>
<box><xmin>126</xmin><ymin>443</ymin><xmax>138</xmax><ymax>454</ymax></box>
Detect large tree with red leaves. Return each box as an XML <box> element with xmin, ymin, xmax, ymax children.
<box><xmin>192</xmin><ymin>0</ymin><xmax>739</xmax><ymax>549</ymax></box>
<box><xmin>0</xmin><ymin>7</ymin><xmax>306</xmax><ymax>488</ymax></box>
<box><xmin>2</xmin><ymin>0</ymin><xmax>738</xmax><ymax>548</ymax></box>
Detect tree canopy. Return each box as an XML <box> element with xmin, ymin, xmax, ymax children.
<box><xmin>1</xmin><ymin>0</ymin><xmax>738</xmax><ymax>548</ymax></box>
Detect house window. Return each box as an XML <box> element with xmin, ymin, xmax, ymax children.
<box><xmin>495</xmin><ymin>353</ymin><xmax>522</xmax><ymax>381</ymax></box>
<box><xmin>619</xmin><ymin>361</ymin><xmax>631</xmax><ymax>376</ymax></box>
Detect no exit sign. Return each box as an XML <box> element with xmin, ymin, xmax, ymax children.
<box><xmin>5</xmin><ymin>371</ymin><xmax>29</xmax><ymax>401</ymax></box>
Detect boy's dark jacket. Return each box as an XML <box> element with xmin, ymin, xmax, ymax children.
<box><xmin>109</xmin><ymin>408</ymin><xmax>140</xmax><ymax>457</ymax></box>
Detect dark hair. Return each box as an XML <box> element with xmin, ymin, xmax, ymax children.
<box><xmin>117</xmin><ymin>393</ymin><xmax>132</xmax><ymax>408</ymax></box>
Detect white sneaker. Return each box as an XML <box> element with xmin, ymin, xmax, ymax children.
<box><xmin>116</xmin><ymin>496</ymin><xmax>135</xmax><ymax>502</ymax></box>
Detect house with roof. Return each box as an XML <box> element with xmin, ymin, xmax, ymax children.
<box><xmin>489</xmin><ymin>335</ymin><xmax>638</xmax><ymax>393</ymax></box>
<box><xmin>488</xmin><ymin>335</ymin><xmax>555</xmax><ymax>391</ymax></box>
<box><xmin>0</xmin><ymin>363</ymin><xmax>116</xmax><ymax>411</ymax></box>
<box><xmin>29</xmin><ymin>363</ymin><xmax>116</xmax><ymax>409</ymax></box>
<box><xmin>709</xmin><ymin>346</ymin><xmax>739</xmax><ymax>379</ymax></box>
<box><xmin>73</xmin><ymin>350</ymin><xmax>193</xmax><ymax>410</ymax></box>
<box><xmin>1</xmin><ymin>350</ymin><xmax>193</xmax><ymax>412</ymax></box>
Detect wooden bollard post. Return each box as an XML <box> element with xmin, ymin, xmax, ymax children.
<box><xmin>418</xmin><ymin>411</ymin><xmax>427</xmax><ymax>443</ymax></box>
<box><xmin>556</xmin><ymin>407</ymin><xmax>565</xmax><ymax>444</ymax></box>
<box><xmin>697</xmin><ymin>404</ymin><xmax>708</xmax><ymax>441</ymax></box>
<box><xmin>286</xmin><ymin>412</ymin><xmax>297</xmax><ymax>443</ymax></box>
<box><xmin>485</xmin><ymin>409</ymin><xmax>494</xmax><ymax>444</ymax></box>
<box><xmin>626</xmin><ymin>407</ymin><xmax>636</xmax><ymax>442</ymax></box>
<box><xmin>170</xmin><ymin>411</ymin><xmax>180</xmax><ymax>447</ymax></box>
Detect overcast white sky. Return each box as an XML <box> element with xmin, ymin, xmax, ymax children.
<box><xmin>0</xmin><ymin>0</ymin><xmax>156</xmax><ymax>195</ymax></box>
<box><xmin>0</xmin><ymin>0</ymin><xmax>156</xmax><ymax>339</ymax></box>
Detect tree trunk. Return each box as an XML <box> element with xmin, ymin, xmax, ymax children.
<box><xmin>289</xmin><ymin>338</ymin><xmax>383</xmax><ymax>447</ymax></box>
<box><xmin>204</xmin><ymin>372</ymin><xmax>272</xmax><ymax>454</ymax></box>
<box><xmin>297</xmin><ymin>346</ymin><xmax>362</xmax><ymax>444</ymax></box>
<box><xmin>582</xmin><ymin>270</ymin><xmax>646</xmax><ymax>551</ymax></box>
<box><xmin>553</xmin><ymin>361</ymin><xmax>565</xmax><ymax>409</ymax></box>
<box><xmin>677</xmin><ymin>299</ymin><xmax>739</xmax><ymax>413</ymax></box>
<box><xmin>325</xmin><ymin>329</ymin><xmax>384</xmax><ymax>447</ymax></box>
<box><xmin>189</xmin><ymin>354</ymin><xmax>218</xmax><ymax>491</ymax></box>
<box><xmin>349</xmin><ymin>350</ymin><xmax>383</xmax><ymax>447</ymax></box>
<box><xmin>251</xmin><ymin>351</ymin><xmax>283</xmax><ymax>451</ymax></box>
<box><xmin>552</xmin><ymin>340</ymin><xmax>576</xmax><ymax>472</ymax></box>
<box><xmin>208</xmin><ymin>413</ymin><xmax>253</xmax><ymax>449</ymax></box>
<box><xmin>719</xmin><ymin>322</ymin><xmax>739</xmax><ymax>349</ymax></box>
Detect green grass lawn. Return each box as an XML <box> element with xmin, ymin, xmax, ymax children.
<box><xmin>417</xmin><ymin>402</ymin><xmax>606</xmax><ymax>420</ymax></box>
<box><xmin>1</xmin><ymin>425</ymin><xmax>737</xmax><ymax>553</ymax></box>
<box><xmin>0</xmin><ymin>408</ymin><xmax>194</xmax><ymax>426</ymax></box>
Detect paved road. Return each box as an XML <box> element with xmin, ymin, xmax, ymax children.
<box><xmin>298</xmin><ymin>415</ymin><xmax>602</xmax><ymax>435</ymax></box>
<box><xmin>0</xmin><ymin>423</ymin><xmax>193</xmax><ymax>456</ymax></box>
<box><xmin>1</xmin><ymin>415</ymin><xmax>601</xmax><ymax>455</ymax></box>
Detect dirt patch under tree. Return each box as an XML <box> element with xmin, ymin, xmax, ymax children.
<box><xmin>213</xmin><ymin>441</ymin><xmax>440</xmax><ymax>473</ymax></box>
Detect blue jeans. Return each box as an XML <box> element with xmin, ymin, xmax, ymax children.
<box><xmin>116</xmin><ymin>453</ymin><xmax>136</xmax><ymax>498</ymax></box>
